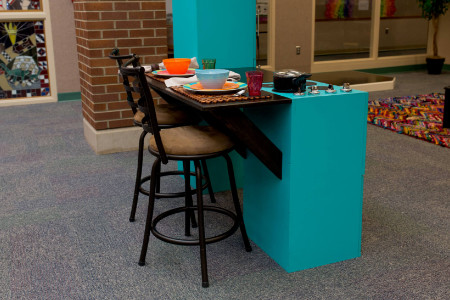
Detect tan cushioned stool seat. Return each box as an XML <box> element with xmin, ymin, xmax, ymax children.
<box><xmin>149</xmin><ymin>125</ymin><xmax>234</xmax><ymax>156</ymax></box>
<box><xmin>156</xmin><ymin>104</ymin><xmax>199</xmax><ymax>125</ymax></box>
<box><xmin>134</xmin><ymin>104</ymin><xmax>198</xmax><ymax>126</ymax></box>
<box><xmin>134</xmin><ymin>110</ymin><xmax>146</xmax><ymax>124</ymax></box>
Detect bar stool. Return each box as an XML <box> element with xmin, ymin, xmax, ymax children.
<box><xmin>109</xmin><ymin>49</ymin><xmax>216</xmax><ymax>222</ymax></box>
<box><xmin>119</xmin><ymin>64</ymin><xmax>252</xmax><ymax>288</ymax></box>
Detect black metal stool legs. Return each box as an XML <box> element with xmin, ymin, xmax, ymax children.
<box><xmin>139</xmin><ymin>157</ymin><xmax>160</xmax><ymax>266</ymax></box>
<box><xmin>131</xmin><ymin>151</ymin><xmax>216</xmax><ymax>223</ymax></box>
<box><xmin>201</xmin><ymin>160</ymin><xmax>216</xmax><ymax>203</ymax></box>
<box><xmin>155</xmin><ymin>160</ymin><xmax>161</xmax><ymax>197</ymax></box>
<box><xmin>183</xmin><ymin>160</ymin><xmax>198</xmax><ymax>236</ymax></box>
<box><xmin>137</xmin><ymin>155</ymin><xmax>250</xmax><ymax>287</ymax></box>
<box><xmin>183</xmin><ymin>160</ymin><xmax>191</xmax><ymax>237</ymax></box>
<box><xmin>130</xmin><ymin>130</ymin><xmax>148</xmax><ymax>222</ymax></box>
<box><xmin>194</xmin><ymin>160</ymin><xmax>209</xmax><ymax>288</ymax></box>
<box><xmin>224</xmin><ymin>154</ymin><xmax>252</xmax><ymax>252</ymax></box>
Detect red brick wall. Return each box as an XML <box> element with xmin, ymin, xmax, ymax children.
<box><xmin>73</xmin><ymin>0</ymin><xmax>168</xmax><ymax>130</ymax></box>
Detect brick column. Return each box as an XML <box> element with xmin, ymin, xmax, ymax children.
<box><xmin>73</xmin><ymin>0</ymin><xmax>167</xmax><ymax>131</ymax></box>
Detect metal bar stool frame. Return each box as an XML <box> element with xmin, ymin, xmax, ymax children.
<box><xmin>119</xmin><ymin>64</ymin><xmax>252</xmax><ymax>288</ymax></box>
<box><xmin>109</xmin><ymin>49</ymin><xmax>217</xmax><ymax>223</ymax></box>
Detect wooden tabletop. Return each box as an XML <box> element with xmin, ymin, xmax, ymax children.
<box><xmin>146</xmin><ymin>75</ymin><xmax>291</xmax><ymax>111</ymax></box>
<box><xmin>146</xmin><ymin>68</ymin><xmax>290</xmax><ymax>179</ymax></box>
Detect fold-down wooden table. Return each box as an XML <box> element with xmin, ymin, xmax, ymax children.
<box><xmin>146</xmin><ymin>72</ymin><xmax>291</xmax><ymax>179</ymax></box>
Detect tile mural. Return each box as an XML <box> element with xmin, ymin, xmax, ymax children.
<box><xmin>0</xmin><ymin>0</ymin><xmax>40</xmax><ymax>11</ymax></box>
<box><xmin>0</xmin><ymin>21</ymin><xmax>49</xmax><ymax>99</ymax></box>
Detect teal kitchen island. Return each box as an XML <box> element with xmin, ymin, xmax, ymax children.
<box><xmin>243</xmin><ymin>82</ymin><xmax>368</xmax><ymax>272</ymax></box>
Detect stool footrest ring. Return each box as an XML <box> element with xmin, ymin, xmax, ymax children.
<box><xmin>139</xmin><ymin>170</ymin><xmax>208</xmax><ymax>198</ymax></box>
<box><xmin>151</xmin><ymin>205</ymin><xmax>240</xmax><ymax>246</ymax></box>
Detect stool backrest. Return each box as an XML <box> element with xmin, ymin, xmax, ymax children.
<box><xmin>109</xmin><ymin>48</ymin><xmax>140</xmax><ymax>116</ymax></box>
<box><xmin>119</xmin><ymin>65</ymin><xmax>168</xmax><ymax>164</ymax></box>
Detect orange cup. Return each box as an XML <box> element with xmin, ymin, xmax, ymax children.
<box><xmin>163</xmin><ymin>58</ymin><xmax>191</xmax><ymax>74</ymax></box>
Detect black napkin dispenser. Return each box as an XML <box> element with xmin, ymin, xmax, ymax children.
<box><xmin>273</xmin><ymin>70</ymin><xmax>312</xmax><ymax>93</ymax></box>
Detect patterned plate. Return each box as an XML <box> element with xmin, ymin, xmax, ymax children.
<box><xmin>152</xmin><ymin>69</ymin><xmax>196</xmax><ymax>77</ymax></box>
<box><xmin>183</xmin><ymin>81</ymin><xmax>247</xmax><ymax>94</ymax></box>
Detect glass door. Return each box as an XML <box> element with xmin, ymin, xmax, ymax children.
<box><xmin>314</xmin><ymin>0</ymin><xmax>373</xmax><ymax>61</ymax></box>
<box><xmin>378</xmin><ymin>0</ymin><xmax>428</xmax><ymax>57</ymax></box>
<box><xmin>314</xmin><ymin>0</ymin><xmax>429</xmax><ymax>65</ymax></box>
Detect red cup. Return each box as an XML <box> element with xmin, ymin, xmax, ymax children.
<box><xmin>246</xmin><ymin>71</ymin><xmax>264</xmax><ymax>96</ymax></box>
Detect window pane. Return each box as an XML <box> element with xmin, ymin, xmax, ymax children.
<box><xmin>378</xmin><ymin>0</ymin><xmax>428</xmax><ymax>57</ymax></box>
<box><xmin>0</xmin><ymin>21</ymin><xmax>50</xmax><ymax>99</ymax></box>
<box><xmin>315</xmin><ymin>0</ymin><xmax>372</xmax><ymax>61</ymax></box>
<box><xmin>0</xmin><ymin>0</ymin><xmax>41</xmax><ymax>11</ymax></box>
<box><xmin>256</xmin><ymin>0</ymin><xmax>269</xmax><ymax>66</ymax></box>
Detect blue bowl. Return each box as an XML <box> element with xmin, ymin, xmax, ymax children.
<box><xmin>195</xmin><ymin>69</ymin><xmax>230</xmax><ymax>89</ymax></box>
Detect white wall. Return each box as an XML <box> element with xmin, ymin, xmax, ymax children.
<box><xmin>166</xmin><ymin>0</ymin><xmax>172</xmax><ymax>14</ymax></box>
<box><xmin>273</xmin><ymin>0</ymin><xmax>313</xmax><ymax>71</ymax></box>
<box><xmin>437</xmin><ymin>13</ymin><xmax>450</xmax><ymax>60</ymax></box>
<box><xmin>49</xmin><ymin>0</ymin><xmax>80</xmax><ymax>93</ymax></box>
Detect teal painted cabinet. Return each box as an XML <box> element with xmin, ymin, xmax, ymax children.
<box><xmin>243</xmin><ymin>83</ymin><xmax>368</xmax><ymax>272</ymax></box>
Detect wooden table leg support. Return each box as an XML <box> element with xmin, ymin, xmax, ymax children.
<box><xmin>206</xmin><ymin>108</ymin><xmax>282</xmax><ymax>179</ymax></box>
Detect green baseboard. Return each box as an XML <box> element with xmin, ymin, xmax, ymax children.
<box><xmin>58</xmin><ymin>92</ymin><xmax>81</xmax><ymax>101</ymax></box>
<box><xmin>443</xmin><ymin>64</ymin><xmax>450</xmax><ymax>71</ymax></box>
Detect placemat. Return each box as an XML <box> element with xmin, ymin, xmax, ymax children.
<box><xmin>170</xmin><ymin>86</ymin><xmax>271</xmax><ymax>104</ymax></box>
<box><xmin>146</xmin><ymin>72</ymin><xmax>272</xmax><ymax>103</ymax></box>
<box><xmin>145</xmin><ymin>72</ymin><xmax>167</xmax><ymax>83</ymax></box>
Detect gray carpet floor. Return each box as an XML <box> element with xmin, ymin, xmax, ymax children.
<box><xmin>0</xmin><ymin>70</ymin><xmax>449</xmax><ymax>299</ymax></box>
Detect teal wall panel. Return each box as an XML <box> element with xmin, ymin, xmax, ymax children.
<box><xmin>173</xmin><ymin>0</ymin><xmax>256</xmax><ymax>68</ymax></box>
<box><xmin>289</xmin><ymin>90</ymin><xmax>368</xmax><ymax>176</ymax></box>
<box><xmin>243</xmin><ymin>104</ymin><xmax>292</xmax><ymax>268</ymax></box>
<box><xmin>243</xmin><ymin>151</ymin><xmax>291</xmax><ymax>268</ymax></box>
<box><xmin>172</xmin><ymin>0</ymin><xmax>254</xmax><ymax>192</ymax></box>
<box><xmin>173</xmin><ymin>0</ymin><xmax>198</xmax><ymax>59</ymax></box>
<box><xmin>288</xmin><ymin>173</ymin><xmax>363</xmax><ymax>271</ymax></box>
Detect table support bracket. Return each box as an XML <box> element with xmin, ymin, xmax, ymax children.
<box><xmin>205</xmin><ymin>108</ymin><xmax>282</xmax><ymax>179</ymax></box>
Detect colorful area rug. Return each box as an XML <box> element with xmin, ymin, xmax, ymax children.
<box><xmin>368</xmin><ymin>93</ymin><xmax>450</xmax><ymax>148</ymax></box>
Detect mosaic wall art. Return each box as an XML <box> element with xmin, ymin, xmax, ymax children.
<box><xmin>0</xmin><ymin>0</ymin><xmax>40</xmax><ymax>11</ymax></box>
<box><xmin>0</xmin><ymin>21</ymin><xmax>49</xmax><ymax>99</ymax></box>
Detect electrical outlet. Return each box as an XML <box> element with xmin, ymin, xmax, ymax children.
<box><xmin>257</xmin><ymin>4</ymin><xmax>268</xmax><ymax>15</ymax></box>
<box><xmin>296</xmin><ymin>46</ymin><xmax>301</xmax><ymax>55</ymax></box>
